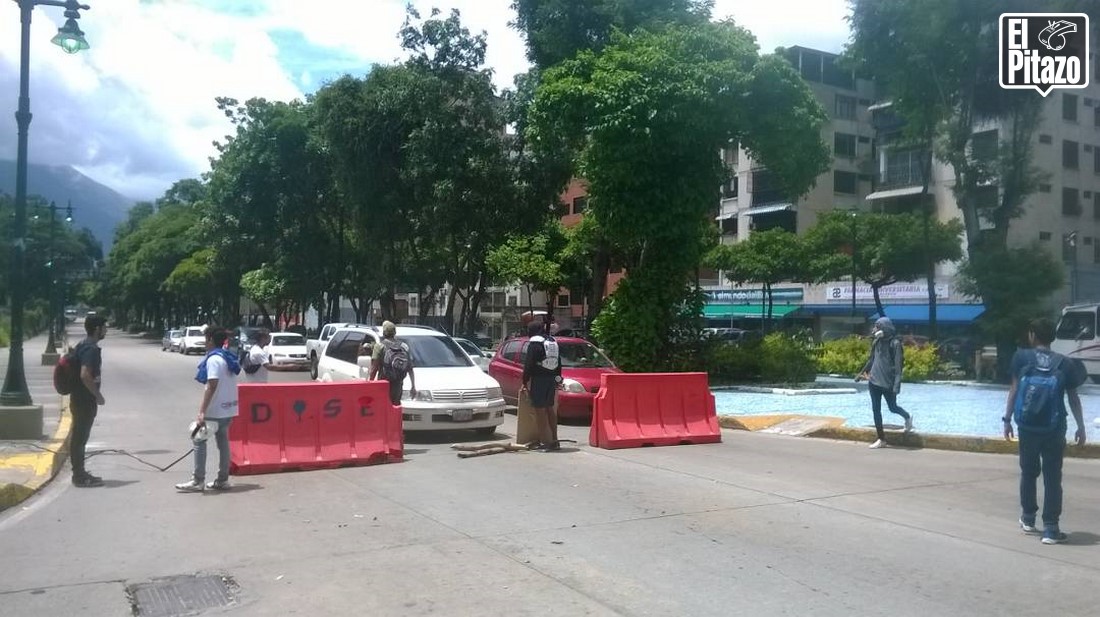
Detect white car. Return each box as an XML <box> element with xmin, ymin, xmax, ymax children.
<box><xmin>268</xmin><ymin>332</ymin><xmax>309</xmax><ymax>368</ymax></box>
<box><xmin>315</xmin><ymin>325</ymin><xmax>505</xmax><ymax>436</ymax></box>
<box><xmin>453</xmin><ymin>337</ymin><xmax>491</xmax><ymax>373</ymax></box>
<box><xmin>179</xmin><ymin>326</ymin><xmax>206</xmax><ymax>355</ymax></box>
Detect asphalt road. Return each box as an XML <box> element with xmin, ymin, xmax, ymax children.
<box><xmin>1</xmin><ymin>330</ymin><xmax>1098</xmax><ymax>616</ymax></box>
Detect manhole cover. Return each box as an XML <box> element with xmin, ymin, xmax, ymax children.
<box><xmin>128</xmin><ymin>574</ymin><xmax>238</xmax><ymax>617</ymax></box>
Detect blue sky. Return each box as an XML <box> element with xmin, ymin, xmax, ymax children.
<box><xmin>0</xmin><ymin>0</ymin><xmax>851</xmax><ymax>200</ymax></box>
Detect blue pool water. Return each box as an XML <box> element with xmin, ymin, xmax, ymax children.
<box><xmin>713</xmin><ymin>382</ymin><xmax>1100</xmax><ymax>441</ymax></box>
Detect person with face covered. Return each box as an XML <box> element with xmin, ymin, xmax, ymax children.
<box><xmin>522</xmin><ymin>319</ymin><xmax>562</xmax><ymax>451</ymax></box>
<box><xmin>858</xmin><ymin>317</ymin><xmax>913</xmax><ymax>448</ymax></box>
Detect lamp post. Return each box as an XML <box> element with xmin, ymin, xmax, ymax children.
<box><xmin>1068</xmin><ymin>231</ymin><xmax>1079</xmax><ymax>305</ymax></box>
<box><xmin>1</xmin><ymin>1</ymin><xmax>90</xmax><ymax>415</ymax></box>
<box><xmin>849</xmin><ymin>210</ymin><xmax>859</xmax><ymax>318</ymax></box>
<box><xmin>35</xmin><ymin>200</ymin><xmax>73</xmax><ymax>362</ymax></box>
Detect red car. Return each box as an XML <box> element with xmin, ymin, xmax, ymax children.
<box><xmin>488</xmin><ymin>336</ymin><xmax>621</xmax><ymax>419</ymax></box>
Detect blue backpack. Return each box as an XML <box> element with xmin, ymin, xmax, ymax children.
<box><xmin>1013</xmin><ymin>352</ymin><xmax>1066</xmax><ymax>433</ymax></box>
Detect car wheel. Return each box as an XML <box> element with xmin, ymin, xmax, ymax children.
<box><xmin>475</xmin><ymin>426</ymin><xmax>498</xmax><ymax>438</ymax></box>
<box><xmin>309</xmin><ymin>355</ymin><xmax>318</xmax><ymax>380</ymax></box>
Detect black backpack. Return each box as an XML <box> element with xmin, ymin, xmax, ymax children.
<box><xmin>381</xmin><ymin>339</ymin><xmax>410</xmax><ymax>382</ymax></box>
<box><xmin>53</xmin><ymin>346</ymin><xmax>82</xmax><ymax>395</ymax></box>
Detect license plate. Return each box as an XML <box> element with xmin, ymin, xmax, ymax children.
<box><xmin>452</xmin><ymin>409</ymin><xmax>473</xmax><ymax>422</ymax></box>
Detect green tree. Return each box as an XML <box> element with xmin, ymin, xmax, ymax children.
<box><xmin>486</xmin><ymin>224</ymin><xmax>569</xmax><ymax>315</ymax></box>
<box><xmin>529</xmin><ymin>22</ymin><xmax>829</xmax><ymax>370</ymax></box>
<box><xmin>707</xmin><ymin>229</ymin><xmax>812</xmax><ymax>331</ymax></box>
<box><xmin>807</xmin><ymin>212</ymin><xmax>964</xmax><ymax>315</ymax></box>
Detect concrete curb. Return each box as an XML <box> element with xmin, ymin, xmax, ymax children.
<box><xmin>0</xmin><ymin>396</ymin><xmax>71</xmax><ymax>511</ymax></box>
<box><xmin>719</xmin><ymin>414</ymin><xmax>1100</xmax><ymax>459</ymax></box>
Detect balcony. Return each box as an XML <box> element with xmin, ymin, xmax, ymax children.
<box><xmin>878</xmin><ymin>150</ymin><xmax>927</xmax><ymax>190</ymax></box>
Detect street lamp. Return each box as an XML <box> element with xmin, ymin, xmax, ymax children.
<box><xmin>2</xmin><ymin>1</ymin><xmax>91</xmax><ymax>417</ymax></box>
<box><xmin>1068</xmin><ymin>231</ymin><xmax>1079</xmax><ymax>304</ymax></box>
<box><xmin>35</xmin><ymin>200</ymin><xmax>75</xmax><ymax>362</ymax></box>
<box><xmin>849</xmin><ymin>210</ymin><xmax>859</xmax><ymax>318</ymax></box>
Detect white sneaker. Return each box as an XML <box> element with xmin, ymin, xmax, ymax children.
<box><xmin>904</xmin><ymin>415</ymin><xmax>914</xmax><ymax>433</ymax></box>
<box><xmin>869</xmin><ymin>439</ymin><xmax>888</xmax><ymax>449</ymax></box>
<box><xmin>175</xmin><ymin>479</ymin><xmax>205</xmax><ymax>493</ymax></box>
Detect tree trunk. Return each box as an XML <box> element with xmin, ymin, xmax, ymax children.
<box><xmin>445</xmin><ymin>286</ymin><xmax>459</xmax><ymax>334</ymax></box>
<box><xmin>760</xmin><ymin>282</ymin><xmax>768</xmax><ymax>334</ymax></box>
<box><xmin>872</xmin><ymin>284</ymin><xmax>885</xmax><ymax>317</ymax></box>
<box><xmin>919</xmin><ymin>141</ymin><xmax>938</xmax><ymax>341</ymax></box>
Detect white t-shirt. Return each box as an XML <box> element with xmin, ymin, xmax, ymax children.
<box><xmin>204</xmin><ymin>354</ymin><xmax>239</xmax><ymax>419</ymax></box>
<box><xmin>242</xmin><ymin>345</ymin><xmax>271</xmax><ymax>383</ymax></box>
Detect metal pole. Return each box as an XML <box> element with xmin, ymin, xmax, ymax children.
<box><xmin>850</xmin><ymin>212</ymin><xmax>857</xmax><ymax>318</ymax></box>
<box><xmin>43</xmin><ymin>203</ymin><xmax>58</xmax><ymax>355</ymax></box>
<box><xmin>2</xmin><ymin>1</ymin><xmax>36</xmax><ymax>406</ymax></box>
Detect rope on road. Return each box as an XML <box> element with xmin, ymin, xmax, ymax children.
<box><xmin>0</xmin><ymin>441</ymin><xmax>194</xmax><ymax>472</ymax></box>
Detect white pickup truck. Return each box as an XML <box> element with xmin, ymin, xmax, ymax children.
<box><xmin>307</xmin><ymin>322</ymin><xmax>357</xmax><ymax>379</ymax></box>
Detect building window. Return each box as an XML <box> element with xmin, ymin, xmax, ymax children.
<box><xmin>1064</xmin><ymin>234</ymin><xmax>1077</xmax><ymax>261</ymax></box>
<box><xmin>835</xmin><ymin>94</ymin><xmax>857</xmax><ymax>120</ymax></box>
<box><xmin>1039</xmin><ymin>134</ymin><xmax>1053</xmax><ymax>144</ymax></box>
<box><xmin>720</xmin><ymin>215</ymin><xmax>738</xmax><ymax>236</ymax></box>
<box><xmin>1095</xmin><ymin>193</ymin><xmax>1100</xmax><ymax>219</ymax></box>
<box><xmin>834</xmin><ymin>133</ymin><xmax>857</xmax><ymax>157</ymax></box>
<box><xmin>1064</xmin><ymin>140</ymin><xmax>1079</xmax><ymax>169</ymax></box>
<box><xmin>880</xmin><ymin>149</ymin><xmax>925</xmax><ymax>188</ymax></box>
<box><xmin>557</xmin><ymin>294</ymin><xmax>571</xmax><ymax>307</ymax></box>
<box><xmin>721</xmin><ymin>176</ymin><xmax>738</xmax><ymax>199</ymax></box>
<box><xmin>834</xmin><ymin>170</ymin><xmax>858</xmax><ymax>194</ymax></box>
<box><xmin>1064</xmin><ymin>93</ymin><xmax>1079</xmax><ymax>122</ymax></box>
<box><xmin>1094</xmin><ymin>148</ymin><xmax>1100</xmax><ymax>174</ymax></box>
<box><xmin>1039</xmin><ymin>183</ymin><xmax>1052</xmax><ymax>193</ymax></box>
<box><xmin>971</xmin><ymin>130</ymin><xmax>998</xmax><ymax>161</ymax></box>
<box><xmin>1087</xmin><ymin>236</ymin><xmax>1094</xmax><ymax>246</ymax></box>
<box><xmin>572</xmin><ymin>196</ymin><xmax>587</xmax><ymax>215</ymax></box>
<box><xmin>1094</xmin><ymin>105</ymin><xmax>1100</xmax><ymax>128</ymax></box>
<box><xmin>1063</xmin><ymin>187</ymin><xmax>1081</xmax><ymax>216</ymax></box>
<box><xmin>1095</xmin><ymin>242</ymin><xmax>1100</xmax><ymax>264</ymax></box>
<box><xmin>1040</xmin><ymin>231</ymin><xmax>1052</xmax><ymax>241</ymax></box>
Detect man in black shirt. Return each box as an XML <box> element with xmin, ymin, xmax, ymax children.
<box><xmin>71</xmin><ymin>315</ymin><xmax>107</xmax><ymax>487</ymax></box>
<box><xmin>522</xmin><ymin>319</ymin><xmax>562</xmax><ymax>451</ymax></box>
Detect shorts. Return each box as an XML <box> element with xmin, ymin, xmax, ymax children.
<box><xmin>528</xmin><ymin>376</ymin><xmax>557</xmax><ymax>408</ymax></box>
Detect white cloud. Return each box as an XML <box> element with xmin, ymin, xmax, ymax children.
<box><xmin>0</xmin><ymin>0</ymin><xmax>850</xmax><ymax>203</ymax></box>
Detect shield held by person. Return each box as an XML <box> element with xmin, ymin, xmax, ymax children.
<box><xmin>516</xmin><ymin>390</ymin><xmax>539</xmax><ymax>445</ymax></box>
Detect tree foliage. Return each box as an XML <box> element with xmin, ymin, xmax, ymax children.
<box><xmin>530</xmin><ymin>22</ymin><xmax>829</xmax><ymax>370</ymax></box>
<box><xmin>707</xmin><ymin>229</ymin><xmax>813</xmax><ymax>329</ymax></box>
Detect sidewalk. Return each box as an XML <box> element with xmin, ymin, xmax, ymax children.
<box><xmin>0</xmin><ymin>324</ymin><xmax>75</xmax><ymax>511</ymax></box>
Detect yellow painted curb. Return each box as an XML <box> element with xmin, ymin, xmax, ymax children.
<box><xmin>807</xmin><ymin>425</ymin><xmax>1100</xmax><ymax>459</ymax></box>
<box><xmin>0</xmin><ymin>396</ymin><xmax>72</xmax><ymax>511</ymax></box>
<box><xmin>719</xmin><ymin>415</ymin><xmax>800</xmax><ymax>431</ymax></box>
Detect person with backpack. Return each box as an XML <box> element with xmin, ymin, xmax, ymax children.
<box><xmin>522</xmin><ymin>319</ymin><xmax>562</xmax><ymax>451</ymax></box>
<box><xmin>857</xmin><ymin>317</ymin><xmax>913</xmax><ymax>449</ymax></box>
<box><xmin>69</xmin><ymin>315</ymin><xmax>107</xmax><ymax>487</ymax></box>
<box><xmin>240</xmin><ymin>330</ymin><xmax>273</xmax><ymax>383</ymax></box>
<box><xmin>176</xmin><ymin>326</ymin><xmax>241</xmax><ymax>493</ymax></box>
<box><xmin>1003</xmin><ymin>318</ymin><xmax>1087</xmax><ymax>545</ymax></box>
<box><xmin>369</xmin><ymin>321</ymin><xmax>417</xmax><ymax>406</ymax></box>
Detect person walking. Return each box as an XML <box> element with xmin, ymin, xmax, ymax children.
<box><xmin>70</xmin><ymin>315</ymin><xmax>107</xmax><ymax>487</ymax></box>
<box><xmin>369</xmin><ymin>321</ymin><xmax>417</xmax><ymax>406</ymax></box>
<box><xmin>522</xmin><ymin>319</ymin><xmax>562</xmax><ymax>451</ymax></box>
<box><xmin>858</xmin><ymin>317</ymin><xmax>913</xmax><ymax>449</ymax></box>
<box><xmin>241</xmin><ymin>329</ymin><xmax>273</xmax><ymax>383</ymax></box>
<box><xmin>1003</xmin><ymin>318</ymin><xmax>1087</xmax><ymax>545</ymax></box>
<box><xmin>176</xmin><ymin>326</ymin><xmax>241</xmax><ymax>493</ymax></box>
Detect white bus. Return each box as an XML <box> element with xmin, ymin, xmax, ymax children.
<box><xmin>1052</xmin><ymin>303</ymin><xmax>1100</xmax><ymax>383</ymax></box>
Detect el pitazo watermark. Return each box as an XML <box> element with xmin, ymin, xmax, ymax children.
<box><xmin>1000</xmin><ymin>13</ymin><xmax>1090</xmax><ymax>96</ymax></box>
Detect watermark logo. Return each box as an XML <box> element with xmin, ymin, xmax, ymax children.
<box><xmin>1000</xmin><ymin>13</ymin><xmax>1089</xmax><ymax>96</ymax></box>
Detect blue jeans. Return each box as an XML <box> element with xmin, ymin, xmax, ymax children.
<box><xmin>1018</xmin><ymin>428</ymin><xmax>1066</xmax><ymax>528</ymax></box>
<box><xmin>868</xmin><ymin>383</ymin><xmax>910</xmax><ymax>439</ymax></box>
<box><xmin>193</xmin><ymin>417</ymin><xmax>233</xmax><ymax>483</ymax></box>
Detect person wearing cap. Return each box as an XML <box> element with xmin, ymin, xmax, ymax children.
<box><xmin>368</xmin><ymin>321</ymin><xmax>417</xmax><ymax>406</ymax></box>
<box><xmin>857</xmin><ymin>316</ymin><xmax>913</xmax><ymax>449</ymax></box>
<box><xmin>523</xmin><ymin>319</ymin><xmax>562</xmax><ymax>451</ymax></box>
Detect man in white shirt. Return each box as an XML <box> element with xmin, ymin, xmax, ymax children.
<box><xmin>241</xmin><ymin>330</ymin><xmax>274</xmax><ymax>383</ymax></box>
<box><xmin>176</xmin><ymin>326</ymin><xmax>241</xmax><ymax>493</ymax></box>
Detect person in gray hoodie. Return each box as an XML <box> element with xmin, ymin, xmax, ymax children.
<box><xmin>858</xmin><ymin>317</ymin><xmax>913</xmax><ymax>448</ymax></box>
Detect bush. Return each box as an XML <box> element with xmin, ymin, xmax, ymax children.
<box><xmin>758</xmin><ymin>331</ymin><xmax>817</xmax><ymax>384</ymax></box>
<box><xmin>817</xmin><ymin>336</ymin><xmax>871</xmax><ymax>375</ymax></box>
<box><xmin>816</xmin><ymin>335</ymin><xmax>941</xmax><ymax>381</ymax></box>
<box><xmin>702</xmin><ymin>339</ymin><xmax>762</xmax><ymax>383</ymax></box>
<box><xmin>0</xmin><ymin>320</ymin><xmax>9</xmax><ymax>348</ymax></box>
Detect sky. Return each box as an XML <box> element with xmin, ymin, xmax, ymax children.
<box><xmin>0</xmin><ymin>0</ymin><xmax>852</xmax><ymax>201</ymax></box>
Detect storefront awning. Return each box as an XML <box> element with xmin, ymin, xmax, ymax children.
<box><xmin>870</xmin><ymin>304</ymin><xmax>985</xmax><ymax>324</ymax></box>
<box><xmin>744</xmin><ymin>203</ymin><xmax>793</xmax><ymax>216</ymax></box>
<box><xmin>865</xmin><ymin>186</ymin><xmax>925</xmax><ymax>201</ymax></box>
<box><xmin>795</xmin><ymin>304</ymin><xmax>878</xmax><ymax>317</ymax></box>
<box><xmin>715</xmin><ymin>211</ymin><xmax>737</xmax><ymax>221</ymax></box>
<box><xmin>703</xmin><ymin>304</ymin><xmax>800</xmax><ymax>319</ymax></box>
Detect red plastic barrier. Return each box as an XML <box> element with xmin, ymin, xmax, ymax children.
<box><xmin>229</xmin><ymin>381</ymin><xmax>403</xmax><ymax>475</ymax></box>
<box><xmin>589</xmin><ymin>372</ymin><xmax>721</xmax><ymax>450</ymax></box>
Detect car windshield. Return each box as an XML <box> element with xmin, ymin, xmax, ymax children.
<box><xmin>271</xmin><ymin>334</ymin><xmax>305</xmax><ymax>346</ymax></box>
<box><xmin>169</xmin><ymin>330</ymin><xmax>181</xmax><ymax>337</ymax></box>
<box><xmin>559</xmin><ymin>342</ymin><xmax>615</xmax><ymax>369</ymax></box>
<box><xmin>1056</xmin><ymin>311</ymin><xmax>1096</xmax><ymax>340</ymax></box>
<box><xmin>455</xmin><ymin>339</ymin><xmax>482</xmax><ymax>357</ymax></box>
<box><xmin>186</xmin><ymin>328</ymin><xmax>203</xmax><ymax>337</ymax></box>
<box><xmin>406</xmin><ymin>335</ymin><xmax>473</xmax><ymax>368</ymax></box>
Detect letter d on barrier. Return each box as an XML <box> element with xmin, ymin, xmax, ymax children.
<box><xmin>251</xmin><ymin>403</ymin><xmax>273</xmax><ymax>424</ymax></box>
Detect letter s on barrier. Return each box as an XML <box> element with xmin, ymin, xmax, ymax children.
<box><xmin>251</xmin><ymin>403</ymin><xmax>272</xmax><ymax>423</ymax></box>
<box><xmin>324</xmin><ymin>398</ymin><xmax>341</xmax><ymax>418</ymax></box>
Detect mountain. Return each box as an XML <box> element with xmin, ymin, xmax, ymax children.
<box><xmin>0</xmin><ymin>160</ymin><xmax>134</xmax><ymax>250</ymax></box>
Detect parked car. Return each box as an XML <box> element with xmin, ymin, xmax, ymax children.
<box><xmin>454</xmin><ymin>337</ymin><xmax>492</xmax><ymax>372</ymax></box>
<box><xmin>179</xmin><ymin>326</ymin><xmax>206</xmax><ymax>355</ymax></box>
<box><xmin>315</xmin><ymin>324</ymin><xmax>505</xmax><ymax>435</ymax></box>
<box><xmin>308</xmin><ymin>322</ymin><xmax>358</xmax><ymax>379</ymax></box>
<box><xmin>161</xmin><ymin>329</ymin><xmax>182</xmax><ymax>352</ymax></box>
<box><xmin>488</xmin><ymin>336</ymin><xmax>621</xmax><ymax>420</ymax></box>
<box><xmin>267</xmin><ymin>332</ymin><xmax>309</xmax><ymax>368</ymax></box>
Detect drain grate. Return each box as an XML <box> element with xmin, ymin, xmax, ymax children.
<box><xmin>128</xmin><ymin>574</ymin><xmax>238</xmax><ymax>617</ymax></box>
